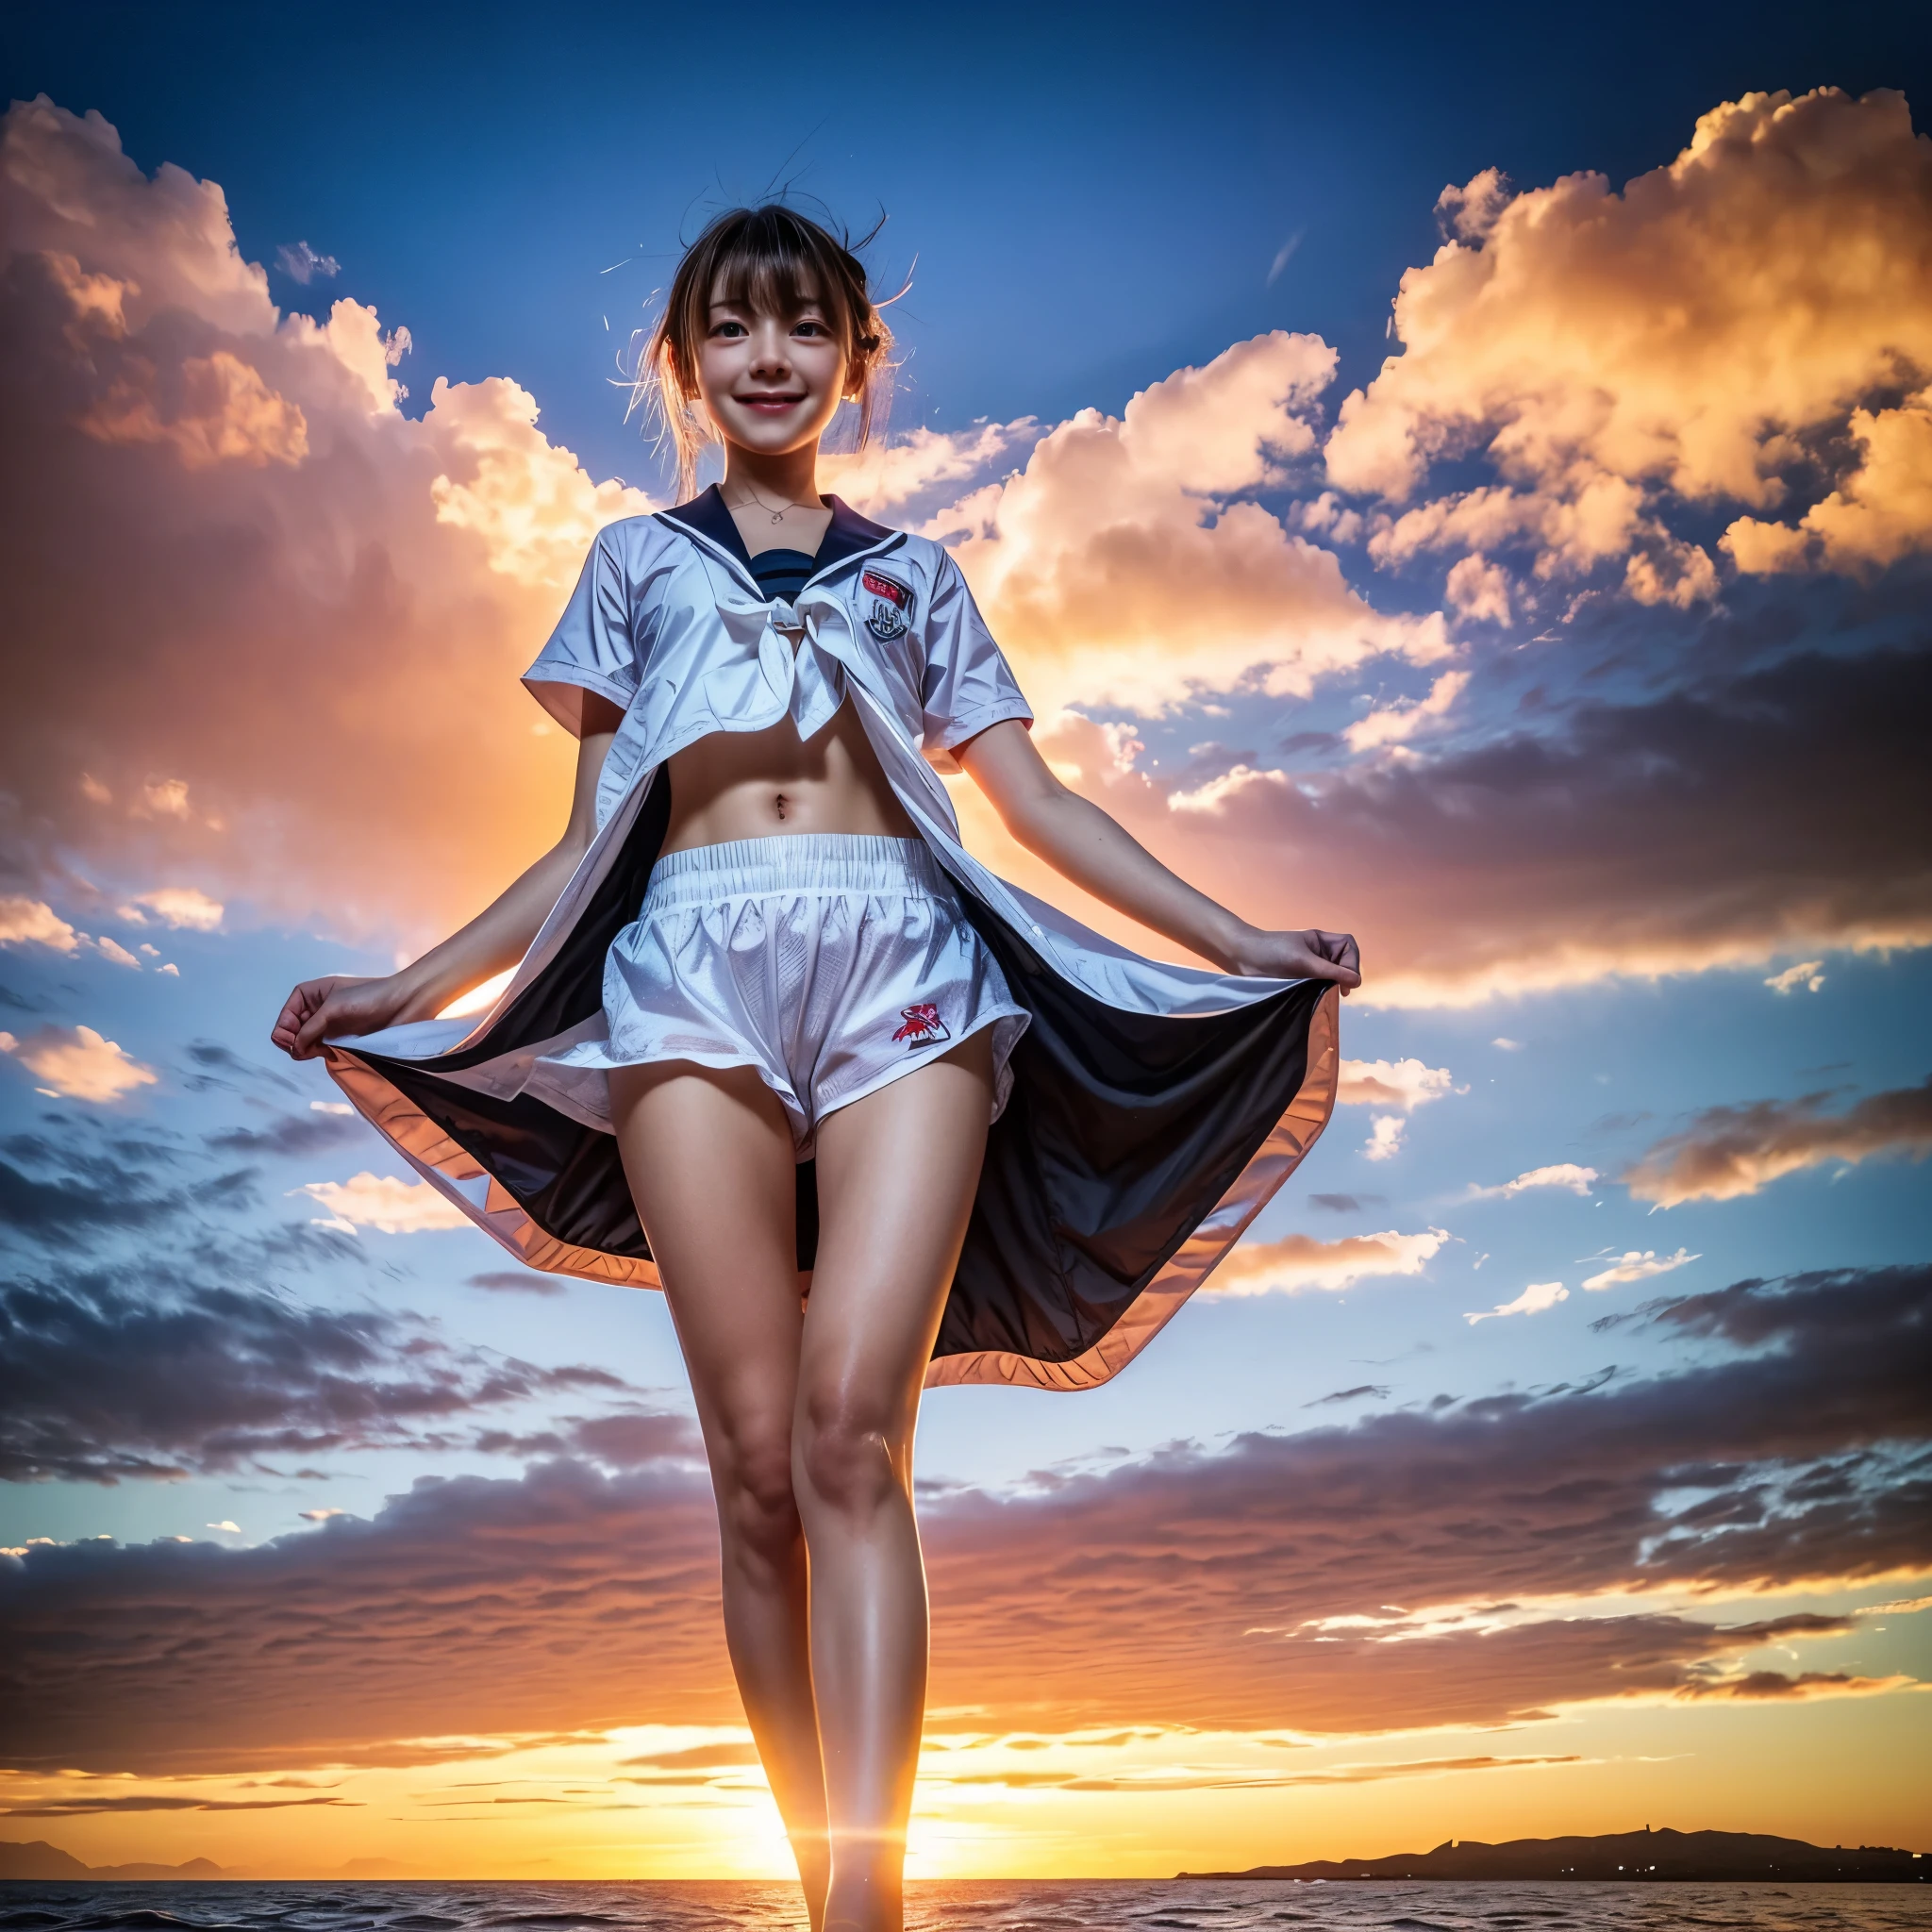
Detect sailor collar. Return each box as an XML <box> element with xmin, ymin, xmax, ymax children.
<box><xmin>656</xmin><ymin>485</ymin><xmax>903</xmax><ymax>599</ymax></box>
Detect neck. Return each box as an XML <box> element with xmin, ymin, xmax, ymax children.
<box><xmin>720</xmin><ymin>441</ymin><xmax>823</xmax><ymax>512</ymax></box>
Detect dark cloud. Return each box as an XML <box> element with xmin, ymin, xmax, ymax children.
<box><xmin>1676</xmin><ymin>1670</ymin><xmax>1899</xmax><ymax>1700</ymax></box>
<box><xmin>468</xmin><ymin>1269</ymin><xmax>569</xmax><ymax>1297</ymax></box>
<box><xmin>1037</xmin><ymin>644</ymin><xmax>1932</xmax><ymax>1003</ymax></box>
<box><xmin>0</xmin><ymin>1159</ymin><xmax>185</xmax><ymax>1241</ymax></box>
<box><xmin>1</xmin><ymin>1457</ymin><xmax>726</xmax><ymax>1773</ymax></box>
<box><xmin>470</xmin><ymin>1409</ymin><xmax>700</xmax><ymax>1468</ymax></box>
<box><xmin>1624</xmin><ymin>1074</ymin><xmax>1932</xmax><ymax>1205</ymax></box>
<box><xmin>3</xmin><ymin>1267</ymin><xmax>1924</xmax><ymax>1773</ymax></box>
<box><xmin>0</xmin><ymin>1272</ymin><xmax>651</xmax><ymax>1482</ymax></box>
<box><xmin>0</xmin><ymin>1122</ymin><xmax>254</xmax><ymax>1248</ymax></box>
<box><xmin>205</xmin><ymin>1110</ymin><xmax>365</xmax><ymax>1158</ymax></box>
<box><xmin>1304</xmin><ymin>1384</ymin><xmax>1390</xmax><ymax>1407</ymax></box>
<box><xmin>1308</xmin><ymin>1192</ymin><xmax>1382</xmax><ymax>1212</ymax></box>
<box><xmin>180</xmin><ymin>1042</ymin><xmax>296</xmax><ymax>1095</ymax></box>
<box><xmin>6</xmin><ymin>1794</ymin><xmax>358</xmax><ymax>1816</ymax></box>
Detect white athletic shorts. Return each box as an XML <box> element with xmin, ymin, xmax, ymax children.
<box><xmin>585</xmin><ymin>833</ymin><xmax>1029</xmax><ymax>1156</ymax></box>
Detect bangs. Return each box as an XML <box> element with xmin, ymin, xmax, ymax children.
<box><xmin>708</xmin><ymin>214</ymin><xmax>836</xmax><ymax>325</ymax></box>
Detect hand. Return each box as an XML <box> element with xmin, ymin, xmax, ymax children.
<box><xmin>270</xmin><ymin>974</ymin><xmax>417</xmax><ymax>1060</ymax></box>
<box><xmin>1225</xmin><ymin>925</ymin><xmax>1361</xmax><ymax>995</ymax></box>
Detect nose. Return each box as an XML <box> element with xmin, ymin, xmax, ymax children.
<box><xmin>748</xmin><ymin>319</ymin><xmax>792</xmax><ymax>378</ymax></box>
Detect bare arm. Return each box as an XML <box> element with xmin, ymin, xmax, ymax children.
<box><xmin>271</xmin><ymin>694</ymin><xmax>625</xmax><ymax>1059</ymax></box>
<box><xmin>955</xmin><ymin>719</ymin><xmax>1359</xmax><ymax>991</ymax></box>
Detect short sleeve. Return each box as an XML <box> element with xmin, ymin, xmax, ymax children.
<box><xmin>920</xmin><ymin>552</ymin><xmax>1033</xmax><ymax>760</ymax></box>
<box><xmin>522</xmin><ymin>526</ymin><xmax>641</xmax><ymax>734</ymax></box>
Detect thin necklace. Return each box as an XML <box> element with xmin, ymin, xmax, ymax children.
<box><xmin>727</xmin><ymin>480</ymin><xmax>822</xmax><ymax>525</ymax></box>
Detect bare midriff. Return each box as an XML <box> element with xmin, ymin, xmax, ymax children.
<box><xmin>659</xmin><ymin>701</ymin><xmax>918</xmax><ymax>855</ymax></box>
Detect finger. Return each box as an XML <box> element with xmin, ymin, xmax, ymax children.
<box><xmin>293</xmin><ymin>1001</ymin><xmax>337</xmax><ymax>1059</ymax></box>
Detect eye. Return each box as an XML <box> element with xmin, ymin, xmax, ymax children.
<box><xmin>709</xmin><ymin>319</ymin><xmax>748</xmax><ymax>339</ymax></box>
<box><xmin>793</xmin><ymin>319</ymin><xmax>830</xmax><ymax>338</ymax></box>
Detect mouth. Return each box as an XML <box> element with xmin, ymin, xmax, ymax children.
<box><xmin>736</xmin><ymin>392</ymin><xmax>808</xmax><ymax>414</ymax></box>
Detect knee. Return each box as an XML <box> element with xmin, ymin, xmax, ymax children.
<box><xmin>795</xmin><ymin>1382</ymin><xmax>906</xmax><ymax>1521</ymax></box>
<box><xmin>711</xmin><ymin>1423</ymin><xmax>801</xmax><ymax>1565</ymax></box>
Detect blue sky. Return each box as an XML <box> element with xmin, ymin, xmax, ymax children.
<box><xmin>2</xmin><ymin>0</ymin><xmax>1929</xmax><ymax>1877</ymax></box>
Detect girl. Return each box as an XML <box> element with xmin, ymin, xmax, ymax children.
<box><xmin>273</xmin><ymin>204</ymin><xmax>1357</xmax><ymax>1932</ymax></box>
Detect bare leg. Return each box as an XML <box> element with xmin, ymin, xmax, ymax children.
<box><xmin>795</xmin><ymin>1032</ymin><xmax>994</xmax><ymax>1932</ymax></box>
<box><xmin>608</xmin><ymin>1060</ymin><xmax>829</xmax><ymax>1927</ymax></box>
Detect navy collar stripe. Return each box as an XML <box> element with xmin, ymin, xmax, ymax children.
<box><xmin>658</xmin><ymin>484</ymin><xmax>895</xmax><ymax>584</ymax></box>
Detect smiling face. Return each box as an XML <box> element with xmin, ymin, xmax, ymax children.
<box><xmin>694</xmin><ymin>275</ymin><xmax>852</xmax><ymax>464</ymax></box>
<box><xmin>643</xmin><ymin>204</ymin><xmax>892</xmax><ymax>496</ymax></box>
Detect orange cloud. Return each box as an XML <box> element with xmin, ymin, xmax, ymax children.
<box><xmin>293</xmin><ymin>1172</ymin><xmax>473</xmax><ymax>1234</ymax></box>
<box><xmin>1624</xmin><ymin>1076</ymin><xmax>1932</xmax><ymax>1205</ymax></box>
<box><xmin>0</xmin><ymin>1024</ymin><xmax>157</xmax><ymax>1102</ymax></box>
<box><xmin>1207</xmin><ymin>1226</ymin><xmax>1450</xmax><ymax>1296</ymax></box>
<box><xmin>1726</xmin><ymin>390</ymin><xmax>1932</xmax><ymax>574</ymax></box>
<box><xmin>1336</xmin><ymin>1057</ymin><xmax>1455</xmax><ymax>1110</ymax></box>
<box><xmin>0</xmin><ymin>95</ymin><xmax>653</xmax><ymax>951</ymax></box>
<box><xmin>945</xmin><ymin>332</ymin><xmax>1449</xmax><ymax>716</ymax></box>
<box><xmin>1326</xmin><ymin>88</ymin><xmax>1932</xmax><ymax>596</ymax></box>
<box><xmin>0</xmin><ymin>897</ymin><xmax>81</xmax><ymax>954</ymax></box>
<box><xmin>119</xmin><ymin>888</ymin><xmax>224</xmax><ymax>931</ymax></box>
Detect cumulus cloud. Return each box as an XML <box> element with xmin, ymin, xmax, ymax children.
<box><xmin>1726</xmin><ymin>389</ymin><xmax>1932</xmax><ymax>575</ymax></box>
<box><xmin>1471</xmin><ymin>1162</ymin><xmax>1597</xmax><ymax>1200</ymax></box>
<box><xmin>0</xmin><ymin>897</ymin><xmax>79</xmax><ymax>954</ymax></box>
<box><xmin>1360</xmin><ymin>1115</ymin><xmax>1406</xmax><ymax>1161</ymax></box>
<box><xmin>1325</xmin><ymin>88</ymin><xmax>1932</xmax><ymax>596</ymax></box>
<box><xmin>1208</xmin><ymin>1226</ymin><xmax>1449</xmax><ymax>1296</ymax></box>
<box><xmin>293</xmin><ymin>1171</ymin><xmax>473</xmax><ymax>1234</ymax></box>
<box><xmin>824</xmin><ymin>418</ymin><xmax>1040</xmax><ymax>528</ymax></box>
<box><xmin>0</xmin><ymin>1024</ymin><xmax>157</xmax><ymax>1102</ymax></box>
<box><xmin>1624</xmin><ymin>1076</ymin><xmax>1932</xmax><ymax>1206</ymax></box>
<box><xmin>1764</xmin><ymin>960</ymin><xmax>1826</xmax><ymax>994</ymax></box>
<box><xmin>945</xmin><ymin>330</ymin><xmax>1448</xmax><ymax>716</ymax></box>
<box><xmin>0</xmin><ymin>95</ymin><xmax>655</xmax><ymax>948</ymax></box>
<box><xmin>1337</xmin><ymin>1057</ymin><xmax>1455</xmax><ymax>1110</ymax></box>
<box><xmin>119</xmin><ymin>887</ymin><xmax>223</xmax><ymax>931</ymax></box>
<box><xmin>4</xmin><ymin>1265</ymin><xmax>1923</xmax><ymax>1770</ymax></box>
<box><xmin>1341</xmin><ymin>669</ymin><xmax>1471</xmax><ymax>753</ymax></box>
<box><xmin>1581</xmin><ymin>1247</ymin><xmax>1698</xmax><ymax>1291</ymax></box>
<box><xmin>1465</xmin><ymin>1280</ymin><xmax>1568</xmax><ymax>1324</ymax></box>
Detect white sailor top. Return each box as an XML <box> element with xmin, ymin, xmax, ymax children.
<box><xmin>325</xmin><ymin>488</ymin><xmax>1339</xmax><ymax>1391</ymax></box>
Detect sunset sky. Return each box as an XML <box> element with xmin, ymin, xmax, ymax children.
<box><xmin>2</xmin><ymin>0</ymin><xmax>1929</xmax><ymax>1884</ymax></box>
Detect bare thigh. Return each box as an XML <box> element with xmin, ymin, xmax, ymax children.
<box><xmin>802</xmin><ymin>1028</ymin><xmax>996</xmax><ymax>1459</ymax></box>
<box><xmin>608</xmin><ymin>1060</ymin><xmax>804</xmax><ymax>1501</ymax></box>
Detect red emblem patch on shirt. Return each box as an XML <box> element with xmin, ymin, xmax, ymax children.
<box><xmin>891</xmin><ymin>1002</ymin><xmax>951</xmax><ymax>1048</ymax></box>
<box><xmin>862</xmin><ymin>569</ymin><xmax>909</xmax><ymax>608</ymax></box>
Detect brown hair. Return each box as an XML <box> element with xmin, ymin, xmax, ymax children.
<box><xmin>636</xmin><ymin>203</ymin><xmax>895</xmax><ymax>499</ymax></box>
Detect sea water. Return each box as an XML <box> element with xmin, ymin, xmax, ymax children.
<box><xmin>3</xmin><ymin>1878</ymin><xmax>1930</xmax><ymax>1930</ymax></box>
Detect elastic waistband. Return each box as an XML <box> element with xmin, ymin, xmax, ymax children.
<box><xmin>644</xmin><ymin>834</ymin><xmax>950</xmax><ymax>907</ymax></box>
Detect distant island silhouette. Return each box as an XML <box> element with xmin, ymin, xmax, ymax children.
<box><xmin>1180</xmin><ymin>1825</ymin><xmax>1928</xmax><ymax>1883</ymax></box>
<box><xmin>0</xmin><ymin>1842</ymin><xmax>412</xmax><ymax>1882</ymax></box>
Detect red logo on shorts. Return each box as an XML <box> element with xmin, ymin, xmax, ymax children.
<box><xmin>891</xmin><ymin>1002</ymin><xmax>951</xmax><ymax>1049</ymax></box>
